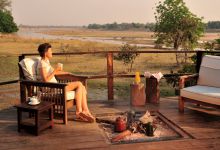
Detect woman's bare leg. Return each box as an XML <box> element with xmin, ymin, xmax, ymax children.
<box><xmin>81</xmin><ymin>86</ymin><xmax>92</xmax><ymax>116</ymax></box>
<box><xmin>82</xmin><ymin>86</ymin><xmax>95</xmax><ymax>120</ymax></box>
<box><xmin>66</xmin><ymin>81</ymin><xmax>83</xmax><ymax>115</ymax></box>
<box><xmin>66</xmin><ymin>81</ymin><xmax>94</xmax><ymax>120</ymax></box>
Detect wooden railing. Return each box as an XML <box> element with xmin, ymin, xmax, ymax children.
<box><xmin>1</xmin><ymin>50</ymin><xmax>220</xmax><ymax>100</ymax></box>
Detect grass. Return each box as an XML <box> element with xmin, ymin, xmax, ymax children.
<box><xmin>40</xmin><ymin>28</ymin><xmax>154</xmax><ymax>38</ymax></box>
<box><xmin>0</xmin><ymin>56</ymin><xmax>19</xmax><ymax>81</ymax></box>
<box><xmin>0</xmin><ymin>34</ymin><xmax>118</xmax><ymax>55</ymax></box>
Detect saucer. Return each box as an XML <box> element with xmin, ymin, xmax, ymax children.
<box><xmin>28</xmin><ymin>101</ymin><xmax>40</xmax><ymax>105</ymax></box>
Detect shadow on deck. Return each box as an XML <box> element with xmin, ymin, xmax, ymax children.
<box><xmin>0</xmin><ymin>97</ymin><xmax>220</xmax><ymax>150</ymax></box>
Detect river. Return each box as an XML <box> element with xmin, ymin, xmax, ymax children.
<box><xmin>16</xmin><ymin>28</ymin><xmax>155</xmax><ymax>48</ymax></box>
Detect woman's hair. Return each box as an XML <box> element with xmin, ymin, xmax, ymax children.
<box><xmin>38</xmin><ymin>43</ymin><xmax>52</xmax><ymax>57</ymax></box>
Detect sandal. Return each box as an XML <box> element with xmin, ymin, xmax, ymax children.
<box><xmin>78</xmin><ymin>112</ymin><xmax>95</xmax><ymax>123</ymax></box>
<box><xmin>75</xmin><ymin>114</ymin><xmax>89</xmax><ymax>122</ymax></box>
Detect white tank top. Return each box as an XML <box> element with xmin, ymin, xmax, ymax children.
<box><xmin>36</xmin><ymin>59</ymin><xmax>57</xmax><ymax>83</ymax></box>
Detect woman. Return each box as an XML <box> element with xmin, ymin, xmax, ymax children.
<box><xmin>36</xmin><ymin>43</ymin><xmax>95</xmax><ymax>123</ymax></box>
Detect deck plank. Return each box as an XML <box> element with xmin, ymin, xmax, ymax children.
<box><xmin>0</xmin><ymin>98</ymin><xmax>220</xmax><ymax>150</ymax></box>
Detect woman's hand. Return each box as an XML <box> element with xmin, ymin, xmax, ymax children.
<box><xmin>54</xmin><ymin>66</ymin><xmax>62</xmax><ymax>73</ymax></box>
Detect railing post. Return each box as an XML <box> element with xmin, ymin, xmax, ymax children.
<box><xmin>18</xmin><ymin>54</ymin><xmax>25</xmax><ymax>79</ymax></box>
<box><xmin>18</xmin><ymin>54</ymin><xmax>25</xmax><ymax>103</ymax></box>
<box><xmin>196</xmin><ymin>51</ymin><xmax>203</xmax><ymax>73</ymax></box>
<box><xmin>18</xmin><ymin>54</ymin><xmax>25</xmax><ymax>62</ymax></box>
<box><xmin>107</xmin><ymin>52</ymin><xmax>114</xmax><ymax>100</ymax></box>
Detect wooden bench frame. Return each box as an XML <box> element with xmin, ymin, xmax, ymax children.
<box><xmin>179</xmin><ymin>73</ymin><xmax>220</xmax><ymax>112</ymax></box>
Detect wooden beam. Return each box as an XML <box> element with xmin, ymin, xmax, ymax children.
<box><xmin>107</xmin><ymin>53</ymin><xmax>113</xmax><ymax>100</ymax></box>
<box><xmin>21</xmin><ymin>50</ymin><xmax>220</xmax><ymax>56</ymax></box>
<box><xmin>196</xmin><ymin>51</ymin><xmax>204</xmax><ymax>73</ymax></box>
<box><xmin>0</xmin><ymin>80</ymin><xmax>19</xmax><ymax>85</ymax></box>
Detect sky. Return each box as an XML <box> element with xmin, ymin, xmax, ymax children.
<box><xmin>11</xmin><ymin>0</ymin><xmax>220</xmax><ymax>26</ymax></box>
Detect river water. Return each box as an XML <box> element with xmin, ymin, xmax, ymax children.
<box><xmin>16</xmin><ymin>28</ymin><xmax>155</xmax><ymax>48</ymax></box>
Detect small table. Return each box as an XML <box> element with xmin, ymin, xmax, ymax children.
<box><xmin>145</xmin><ymin>77</ymin><xmax>160</xmax><ymax>104</ymax></box>
<box><xmin>130</xmin><ymin>83</ymin><xmax>146</xmax><ymax>106</ymax></box>
<box><xmin>15</xmin><ymin>101</ymin><xmax>55</xmax><ymax>136</ymax></box>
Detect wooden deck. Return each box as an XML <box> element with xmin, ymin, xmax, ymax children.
<box><xmin>0</xmin><ymin>97</ymin><xmax>220</xmax><ymax>150</ymax></box>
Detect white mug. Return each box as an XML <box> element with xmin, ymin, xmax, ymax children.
<box><xmin>57</xmin><ymin>63</ymin><xmax>63</xmax><ymax>71</ymax></box>
<box><xmin>29</xmin><ymin>97</ymin><xmax>38</xmax><ymax>104</ymax></box>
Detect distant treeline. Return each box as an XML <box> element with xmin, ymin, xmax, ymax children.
<box><xmin>19</xmin><ymin>21</ymin><xmax>220</xmax><ymax>31</ymax></box>
<box><xmin>87</xmin><ymin>21</ymin><xmax>220</xmax><ymax>31</ymax></box>
<box><xmin>87</xmin><ymin>22</ymin><xmax>155</xmax><ymax>31</ymax></box>
<box><xmin>207</xmin><ymin>21</ymin><xmax>220</xmax><ymax>29</ymax></box>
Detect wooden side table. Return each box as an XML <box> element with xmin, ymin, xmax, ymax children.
<box><xmin>145</xmin><ymin>77</ymin><xmax>160</xmax><ymax>104</ymax></box>
<box><xmin>15</xmin><ymin>101</ymin><xmax>55</xmax><ymax>136</ymax></box>
<box><xmin>130</xmin><ymin>83</ymin><xmax>146</xmax><ymax>106</ymax></box>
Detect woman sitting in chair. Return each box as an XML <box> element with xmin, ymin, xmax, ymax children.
<box><xmin>36</xmin><ymin>43</ymin><xmax>95</xmax><ymax>123</ymax></box>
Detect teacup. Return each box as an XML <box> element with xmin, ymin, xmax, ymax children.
<box><xmin>57</xmin><ymin>63</ymin><xmax>63</xmax><ymax>71</ymax></box>
<box><xmin>29</xmin><ymin>96</ymin><xmax>39</xmax><ymax>104</ymax></box>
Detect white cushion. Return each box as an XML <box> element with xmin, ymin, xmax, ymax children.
<box><xmin>197</xmin><ymin>55</ymin><xmax>220</xmax><ymax>88</ymax></box>
<box><xmin>199</xmin><ymin>55</ymin><xmax>220</xmax><ymax>69</ymax></box>
<box><xmin>66</xmin><ymin>91</ymin><xmax>75</xmax><ymax>100</ymax></box>
<box><xmin>181</xmin><ymin>85</ymin><xmax>220</xmax><ymax>106</ymax></box>
<box><xmin>19</xmin><ymin>57</ymin><xmax>41</xmax><ymax>80</ymax></box>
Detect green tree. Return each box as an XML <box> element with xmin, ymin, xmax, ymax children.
<box><xmin>115</xmin><ymin>44</ymin><xmax>139</xmax><ymax>72</ymax></box>
<box><xmin>0</xmin><ymin>10</ymin><xmax>18</xmax><ymax>33</ymax></box>
<box><xmin>154</xmin><ymin>0</ymin><xmax>205</xmax><ymax>64</ymax></box>
<box><xmin>0</xmin><ymin>0</ymin><xmax>18</xmax><ymax>33</ymax></box>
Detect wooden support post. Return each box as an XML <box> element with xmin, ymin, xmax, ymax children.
<box><xmin>63</xmin><ymin>86</ymin><xmax>68</xmax><ymax>124</ymax></box>
<box><xmin>196</xmin><ymin>51</ymin><xmax>203</xmax><ymax>73</ymax></box>
<box><xmin>19</xmin><ymin>55</ymin><xmax>25</xmax><ymax>104</ymax></box>
<box><xmin>18</xmin><ymin>54</ymin><xmax>25</xmax><ymax>62</ymax></box>
<box><xmin>18</xmin><ymin>55</ymin><xmax>25</xmax><ymax>79</ymax></box>
<box><xmin>179</xmin><ymin>96</ymin><xmax>184</xmax><ymax>113</ymax></box>
<box><xmin>107</xmin><ymin>53</ymin><xmax>114</xmax><ymax>100</ymax></box>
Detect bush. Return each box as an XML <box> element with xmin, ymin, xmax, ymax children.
<box><xmin>114</xmin><ymin>44</ymin><xmax>139</xmax><ymax>72</ymax></box>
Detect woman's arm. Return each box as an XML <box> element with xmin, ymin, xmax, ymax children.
<box><xmin>55</xmin><ymin>71</ymin><xmax>70</xmax><ymax>75</ymax></box>
<box><xmin>39</xmin><ymin>66</ymin><xmax>61</xmax><ymax>82</ymax></box>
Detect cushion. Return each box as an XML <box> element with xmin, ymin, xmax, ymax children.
<box><xmin>181</xmin><ymin>85</ymin><xmax>220</xmax><ymax>106</ymax></box>
<box><xmin>66</xmin><ymin>91</ymin><xmax>75</xmax><ymax>100</ymax></box>
<box><xmin>197</xmin><ymin>55</ymin><xmax>220</xmax><ymax>88</ymax></box>
<box><xmin>41</xmin><ymin>90</ymin><xmax>75</xmax><ymax>101</ymax></box>
<box><xmin>19</xmin><ymin>57</ymin><xmax>41</xmax><ymax>80</ymax></box>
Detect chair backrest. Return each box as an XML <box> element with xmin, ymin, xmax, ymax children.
<box><xmin>197</xmin><ymin>55</ymin><xmax>220</xmax><ymax>88</ymax></box>
<box><xmin>18</xmin><ymin>57</ymin><xmax>41</xmax><ymax>80</ymax></box>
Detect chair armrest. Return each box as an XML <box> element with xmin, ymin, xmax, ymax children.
<box><xmin>179</xmin><ymin>73</ymin><xmax>199</xmax><ymax>89</ymax></box>
<box><xmin>55</xmin><ymin>73</ymin><xmax>88</xmax><ymax>87</ymax></box>
<box><xmin>20</xmin><ymin>80</ymin><xmax>67</xmax><ymax>88</ymax></box>
<box><xmin>55</xmin><ymin>73</ymin><xmax>88</xmax><ymax>80</ymax></box>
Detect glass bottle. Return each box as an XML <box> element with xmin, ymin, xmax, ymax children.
<box><xmin>135</xmin><ymin>72</ymin><xmax>141</xmax><ymax>84</ymax></box>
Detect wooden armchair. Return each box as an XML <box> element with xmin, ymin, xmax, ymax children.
<box><xmin>19</xmin><ymin>57</ymin><xmax>88</xmax><ymax>124</ymax></box>
<box><xmin>179</xmin><ymin>55</ymin><xmax>220</xmax><ymax>113</ymax></box>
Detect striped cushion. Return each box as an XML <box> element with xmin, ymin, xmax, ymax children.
<box><xmin>197</xmin><ymin>55</ymin><xmax>220</xmax><ymax>88</ymax></box>
<box><xmin>19</xmin><ymin>57</ymin><xmax>41</xmax><ymax>80</ymax></box>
